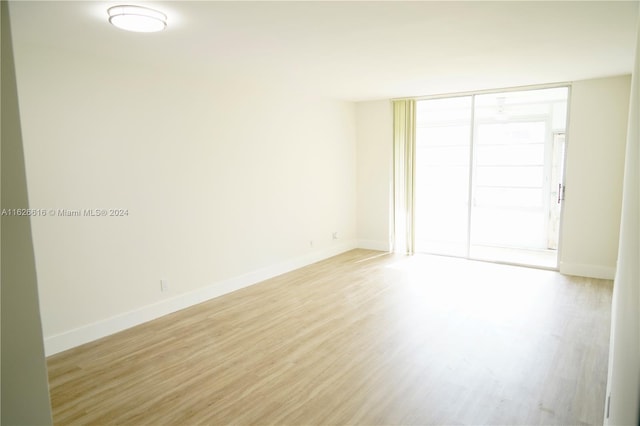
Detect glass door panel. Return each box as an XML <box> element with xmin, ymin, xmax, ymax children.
<box><xmin>414</xmin><ymin>97</ymin><xmax>472</xmax><ymax>257</ymax></box>
<box><xmin>469</xmin><ymin>87</ymin><xmax>568</xmax><ymax>267</ymax></box>
<box><xmin>413</xmin><ymin>87</ymin><xmax>568</xmax><ymax>269</ymax></box>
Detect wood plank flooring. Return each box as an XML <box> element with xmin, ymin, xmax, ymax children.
<box><xmin>47</xmin><ymin>249</ymin><xmax>613</xmax><ymax>425</ymax></box>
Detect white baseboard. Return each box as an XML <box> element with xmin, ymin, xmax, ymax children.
<box><xmin>44</xmin><ymin>240</ymin><xmax>358</xmax><ymax>356</ymax></box>
<box><xmin>559</xmin><ymin>262</ymin><xmax>616</xmax><ymax>280</ymax></box>
<box><xmin>357</xmin><ymin>239</ymin><xmax>391</xmax><ymax>252</ymax></box>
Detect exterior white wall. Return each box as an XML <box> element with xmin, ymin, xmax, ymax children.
<box><xmin>13</xmin><ymin>44</ymin><xmax>358</xmax><ymax>355</ymax></box>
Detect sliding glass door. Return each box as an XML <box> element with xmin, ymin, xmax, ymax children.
<box><xmin>414</xmin><ymin>97</ymin><xmax>472</xmax><ymax>257</ymax></box>
<box><xmin>414</xmin><ymin>87</ymin><xmax>569</xmax><ymax>268</ymax></box>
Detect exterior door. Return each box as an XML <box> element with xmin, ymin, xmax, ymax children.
<box><xmin>414</xmin><ymin>87</ymin><xmax>569</xmax><ymax>268</ymax></box>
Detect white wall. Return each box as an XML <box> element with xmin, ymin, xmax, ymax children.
<box><xmin>1</xmin><ymin>3</ymin><xmax>52</xmax><ymax>423</ymax></box>
<box><xmin>356</xmin><ymin>76</ymin><xmax>631</xmax><ymax>280</ymax></box>
<box><xmin>604</xmin><ymin>11</ymin><xmax>639</xmax><ymax>425</ymax></box>
<box><xmin>13</xmin><ymin>44</ymin><xmax>357</xmax><ymax>355</ymax></box>
<box><xmin>356</xmin><ymin>100</ymin><xmax>393</xmax><ymax>251</ymax></box>
<box><xmin>560</xmin><ymin>76</ymin><xmax>631</xmax><ymax>279</ymax></box>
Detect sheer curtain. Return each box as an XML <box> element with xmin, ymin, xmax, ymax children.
<box><xmin>392</xmin><ymin>99</ymin><xmax>416</xmax><ymax>254</ymax></box>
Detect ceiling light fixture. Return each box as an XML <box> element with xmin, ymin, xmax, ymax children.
<box><xmin>108</xmin><ymin>5</ymin><xmax>167</xmax><ymax>33</ymax></box>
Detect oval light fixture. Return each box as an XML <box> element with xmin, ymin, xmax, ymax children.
<box><xmin>108</xmin><ymin>5</ymin><xmax>167</xmax><ymax>33</ymax></box>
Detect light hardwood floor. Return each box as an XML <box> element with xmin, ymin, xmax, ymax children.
<box><xmin>47</xmin><ymin>249</ymin><xmax>613</xmax><ymax>425</ymax></box>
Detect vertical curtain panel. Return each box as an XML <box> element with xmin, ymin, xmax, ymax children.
<box><xmin>393</xmin><ymin>99</ymin><xmax>416</xmax><ymax>255</ymax></box>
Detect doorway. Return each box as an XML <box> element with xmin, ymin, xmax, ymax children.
<box><xmin>414</xmin><ymin>87</ymin><xmax>569</xmax><ymax>268</ymax></box>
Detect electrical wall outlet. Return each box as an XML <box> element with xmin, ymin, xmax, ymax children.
<box><xmin>160</xmin><ymin>279</ymin><xmax>169</xmax><ymax>292</ymax></box>
<box><xmin>332</xmin><ymin>232</ymin><xmax>338</xmax><ymax>240</ymax></box>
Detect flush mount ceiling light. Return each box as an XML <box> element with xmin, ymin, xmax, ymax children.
<box><xmin>108</xmin><ymin>5</ymin><xmax>167</xmax><ymax>33</ymax></box>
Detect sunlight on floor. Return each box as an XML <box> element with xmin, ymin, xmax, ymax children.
<box><xmin>470</xmin><ymin>245</ymin><xmax>557</xmax><ymax>268</ymax></box>
<box><xmin>384</xmin><ymin>252</ymin><xmax>561</xmax><ymax>328</ymax></box>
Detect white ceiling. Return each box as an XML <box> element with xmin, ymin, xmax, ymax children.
<box><xmin>9</xmin><ymin>1</ymin><xmax>640</xmax><ymax>101</ymax></box>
